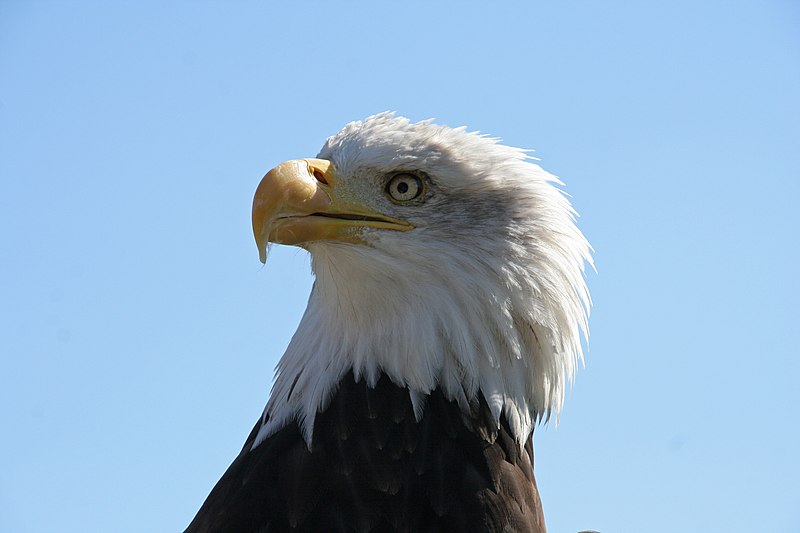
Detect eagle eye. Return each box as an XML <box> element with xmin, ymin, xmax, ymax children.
<box><xmin>386</xmin><ymin>173</ymin><xmax>424</xmax><ymax>203</ymax></box>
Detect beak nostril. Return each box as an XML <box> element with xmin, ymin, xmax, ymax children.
<box><xmin>312</xmin><ymin>169</ymin><xmax>328</xmax><ymax>185</ymax></box>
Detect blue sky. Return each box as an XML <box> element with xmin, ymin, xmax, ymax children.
<box><xmin>1</xmin><ymin>2</ymin><xmax>798</xmax><ymax>532</ymax></box>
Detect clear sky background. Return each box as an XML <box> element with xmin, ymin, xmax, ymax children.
<box><xmin>1</xmin><ymin>2</ymin><xmax>798</xmax><ymax>532</ymax></box>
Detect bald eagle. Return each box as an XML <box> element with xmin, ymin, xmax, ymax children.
<box><xmin>186</xmin><ymin>113</ymin><xmax>592</xmax><ymax>533</ymax></box>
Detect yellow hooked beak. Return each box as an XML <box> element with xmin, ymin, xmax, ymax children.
<box><xmin>252</xmin><ymin>158</ymin><xmax>413</xmax><ymax>262</ymax></box>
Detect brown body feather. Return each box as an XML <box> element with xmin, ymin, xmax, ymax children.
<box><xmin>186</xmin><ymin>372</ymin><xmax>546</xmax><ymax>533</ymax></box>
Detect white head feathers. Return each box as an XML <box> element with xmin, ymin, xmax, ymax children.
<box><xmin>254</xmin><ymin>113</ymin><xmax>592</xmax><ymax>448</ymax></box>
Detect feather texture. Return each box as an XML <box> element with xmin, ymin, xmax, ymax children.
<box><xmin>186</xmin><ymin>372</ymin><xmax>546</xmax><ymax>533</ymax></box>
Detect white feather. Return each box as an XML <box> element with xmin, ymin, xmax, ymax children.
<box><xmin>253</xmin><ymin>113</ymin><xmax>592</xmax><ymax>448</ymax></box>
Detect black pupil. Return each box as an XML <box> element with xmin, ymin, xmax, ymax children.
<box><xmin>396</xmin><ymin>181</ymin><xmax>409</xmax><ymax>194</ymax></box>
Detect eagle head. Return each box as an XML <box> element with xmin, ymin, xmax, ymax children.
<box><xmin>251</xmin><ymin>112</ymin><xmax>592</xmax><ymax>446</ymax></box>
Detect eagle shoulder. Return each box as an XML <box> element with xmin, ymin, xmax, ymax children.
<box><xmin>186</xmin><ymin>372</ymin><xmax>546</xmax><ymax>533</ymax></box>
